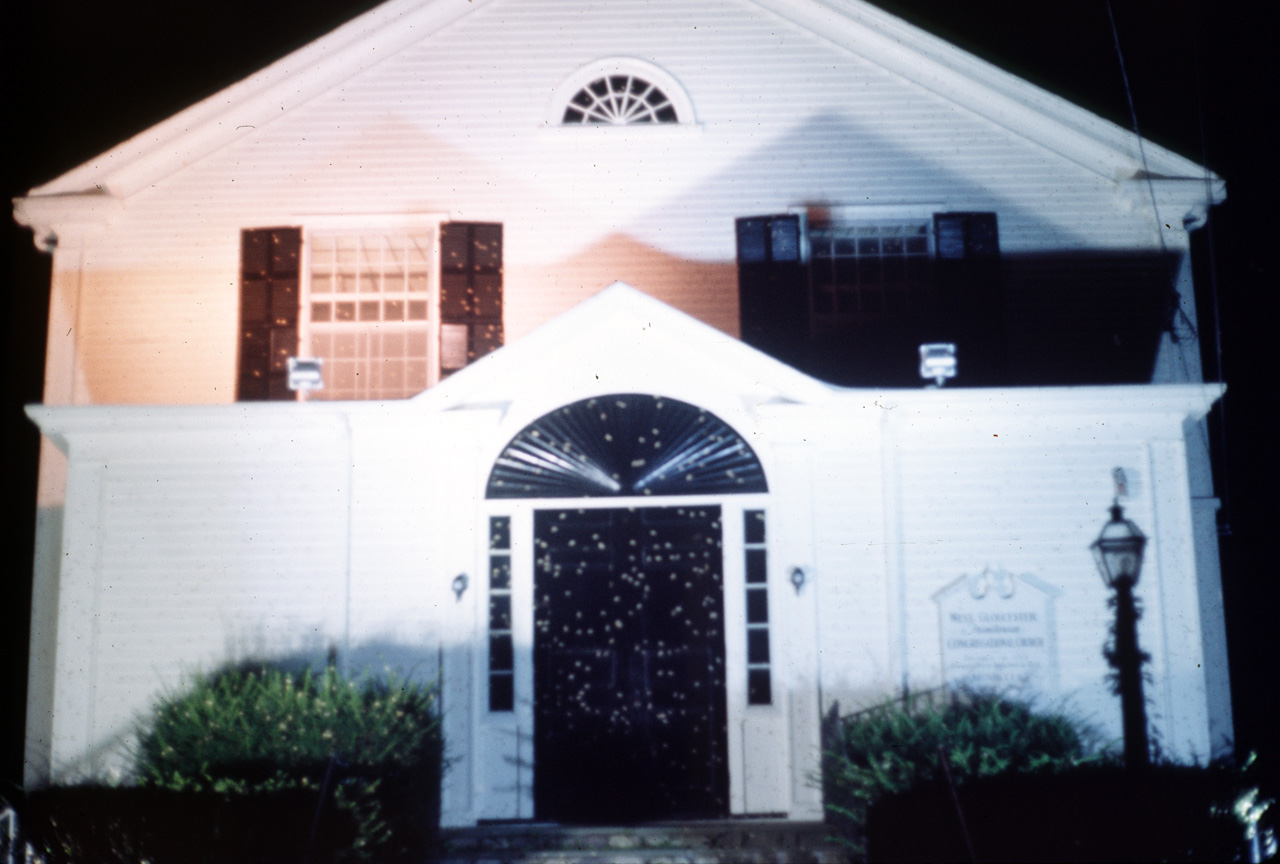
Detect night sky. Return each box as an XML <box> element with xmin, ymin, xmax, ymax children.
<box><xmin>4</xmin><ymin>0</ymin><xmax>1275</xmax><ymax>794</ymax></box>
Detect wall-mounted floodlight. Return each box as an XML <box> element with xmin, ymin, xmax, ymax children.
<box><xmin>790</xmin><ymin>567</ymin><xmax>807</xmax><ymax>595</ymax></box>
<box><xmin>288</xmin><ymin>357</ymin><xmax>324</xmax><ymax>391</ymax></box>
<box><xmin>919</xmin><ymin>343</ymin><xmax>957</xmax><ymax>387</ymax></box>
<box><xmin>452</xmin><ymin>573</ymin><xmax>469</xmax><ymax>602</ymax></box>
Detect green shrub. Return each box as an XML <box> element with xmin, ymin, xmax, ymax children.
<box><xmin>866</xmin><ymin>761</ymin><xmax>1250</xmax><ymax>862</ymax></box>
<box><xmin>137</xmin><ymin>664</ymin><xmax>440</xmax><ymax>787</ymax></box>
<box><xmin>127</xmin><ymin>662</ymin><xmax>443</xmax><ymax>862</ymax></box>
<box><xmin>19</xmin><ymin>783</ymin><xmax>361</xmax><ymax>864</ymax></box>
<box><xmin>823</xmin><ymin>688</ymin><xmax>1092</xmax><ymax>854</ymax></box>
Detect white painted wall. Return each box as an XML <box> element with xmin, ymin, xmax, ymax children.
<box><xmin>26</xmin><ymin>297</ymin><xmax>1225</xmax><ymax>818</ymax></box>
<box><xmin>20</xmin><ymin>0</ymin><xmax>1214</xmax><ymax>407</ymax></box>
<box><xmin>18</xmin><ymin>0</ymin><xmax>1229</xmax><ymax>809</ymax></box>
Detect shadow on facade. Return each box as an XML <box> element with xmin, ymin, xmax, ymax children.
<box><xmin>41</xmin><ymin>637</ymin><xmax>458</xmax><ymax>787</ymax></box>
<box><xmin>784</xmin><ymin>249</ymin><xmax>1181</xmax><ymax>389</ymax></box>
<box><xmin>643</xmin><ymin>112</ymin><xmax>1183</xmax><ymax>389</ymax></box>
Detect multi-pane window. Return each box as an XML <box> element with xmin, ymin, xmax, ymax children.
<box><xmin>808</xmin><ymin>221</ymin><xmax>932</xmax><ymax>325</ymax></box>
<box><xmin>305</xmin><ymin>233</ymin><xmax>435</xmax><ymax>400</ymax></box>
<box><xmin>744</xmin><ymin>509</ymin><xmax>771</xmax><ymax>705</ymax></box>
<box><xmin>489</xmin><ymin>516</ymin><xmax>514</xmax><ymax>712</ymax></box>
<box><xmin>562</xmin><ymin>76</ymin><xmax>679</xmax><ymax>124</ymax></box>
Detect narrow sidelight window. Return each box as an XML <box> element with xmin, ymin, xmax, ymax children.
<box><xmin>489</xmin><ymin>516</ymin><xmax>514</xmax><ymax>711</ymax></box>
<box><xmin>744</xmin><ymin>509</ymin><xmax>771</xmax><ymax>705</ymax></box>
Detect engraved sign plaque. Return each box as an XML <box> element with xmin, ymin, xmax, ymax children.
<box><xmin>934</xmin><ymin>568</ymin><xmax>1060</xmax><ymax>694</ymax></box>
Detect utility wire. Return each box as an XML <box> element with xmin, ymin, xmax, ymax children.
<box><xmin>1189</xmin><ymin>0</ymin><xmax>1232</xmax><ymax>535</ymax></box>
<box><xmin>1105</xmin><ymin>0</ymin><xmax>1229</xmax><ymax>539</ymax></box>
<box><xmin>1104</xmin><ymin>0</ymin><xmax>1198</xmax><ymax>345</ymax></box>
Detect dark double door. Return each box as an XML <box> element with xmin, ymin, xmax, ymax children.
<box><xmin>533</xmin><ymin>506</ymin><xmax>728</xmax><ymax>823</ymax></box>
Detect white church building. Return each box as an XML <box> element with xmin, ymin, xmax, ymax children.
<box><xmin>15</xmin><ymin>0</ymin><xmax>1229</xmax><ymax>826</ymax></box>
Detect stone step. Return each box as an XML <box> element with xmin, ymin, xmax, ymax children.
<box><xmin>438</xmin><ymin>820</ymin><xmax>852</xmax><ymax>864</ymax></box>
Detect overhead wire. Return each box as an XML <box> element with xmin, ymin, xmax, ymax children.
<box><xmin>1104</xmin><ymin>0</ymin><xmax>1199</xmax><ymax>348</ymax></box>
<box><xmin>1189</xmin><ymin>0</ymin><xmax>1232</xmax><ymax>535</ymax></box>
<box><xmin>1105</xmin><ymin>0</ymin><xmax>1230</xmax><ymax>535</ymax></box>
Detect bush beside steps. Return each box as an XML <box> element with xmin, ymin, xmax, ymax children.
<box><xmin>14</xmin><ymin>662</ymin><xmax>443</xmax><ymax>864</ymax></box>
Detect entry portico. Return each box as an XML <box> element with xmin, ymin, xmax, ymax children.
<box><xmin>27</xmin><ymin>284</ymin><xmax>1224</xmax><ymax>826</ymax></box>
<box><xmin>438</xmin><ymin>284</ymin><xmax>828</xmax><ymax>823</ymax></box>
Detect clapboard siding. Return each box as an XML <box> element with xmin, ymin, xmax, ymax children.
<box><xmin>72</xmin><ymin>265</ymin><xmax>238</xmax><ymax>403</ymax></box>
<box><xmin>53</xmin><ymin>0</ymin><xmax>1175</xmax><ymax>405</ymax></box>
<box><xmin>86</xmin><ymin>443</ymin><xmax>349</xmax><ymax>767</ymax></box>
<box><xmin>30</xmin><ymin>301</ymin><xmax>1223</xmax><ymax>789</ymax></box>
<box><xmin>808</xmin><ymin>435</ymin><xmax>896</xmax><ymax>708</ymax></box>
<box><xmin>345</xmin><ymin>411</ymin><xmax>490</xmax><ymax>644</ymax></box>
<box><xmin>892</xmin><ymin>438</ymin><xmax>1160</xmax><ymax>733</ymax></box>
<box><xmin>765</xmin><ymin>389</ymin><xmax>1206</xmax><ymax>739</ymax></box>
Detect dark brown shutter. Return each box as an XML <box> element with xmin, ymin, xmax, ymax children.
<box><xmin>238</xmin><ymin>227</ymin><xmax>301</xmax><ymax>400</ymax></box>
<box><xmin>439</xmin><ymin>222</ymin><xmax>504</xmax><ymax>374</ymax></box>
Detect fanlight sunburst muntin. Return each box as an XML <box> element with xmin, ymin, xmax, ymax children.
<box><xmin>562</xmin><ymin>75</ymin><xmax>680</xmax><ymax>125</ymax></box>
<box><xmin>486</xmin><ymin>394</ymin><xmax>766</xmax><ymax>498</ymax></box>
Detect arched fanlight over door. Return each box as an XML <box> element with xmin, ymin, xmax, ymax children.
<box><xmin>486</xmin><ymin>394</ymin><xmax>767</xmax><ymax>498</ymax></box>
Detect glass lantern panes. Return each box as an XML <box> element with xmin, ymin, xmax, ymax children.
<box><xmin>489</xmin><ymin>516</ymin><xmax>514</xmax><ymax>712</ymax></box>
<box><xmin>306</xmin><ymin>233</ymin><xmax>434</xmax><ymax>400</ymax></box>
<box><xmin>744</xmin><ymin>510</ymin><xmax>771</xmax><ymax>705</ymax></box>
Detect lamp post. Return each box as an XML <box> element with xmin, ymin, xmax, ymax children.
<box><xmin>1091</xmin><ymin>500</ymin><xmax>1150</xmax><ymax>769</ymax></box>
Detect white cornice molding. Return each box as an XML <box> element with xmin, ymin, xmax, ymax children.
<box><xmin>16</xmin><ymin>0</ymin><xmax>1222</xmax><ymax>224</ymax></box>
<box><xmin>27</xmin><ymin>382</ymin><xmax>1225</xmax><ymax>459</ymax></box>
<box><xmin>842</xmin><ymin>381</ymin><xmax>1226</xmax><ymax>436</ymax></box>
<box><xmin>27</xmin><ymin>0</ymin><xmax>494</xmax><ymax>201</ymax></box>
<box><xmin>748</xmin><ymin>0</ymin><xmax>1220</xmax><ymax>185</ymax></box>
<box><xmin>12</xmin><ymin>191</ymin><xmax>125</xmax><ymax>251</ymax></box>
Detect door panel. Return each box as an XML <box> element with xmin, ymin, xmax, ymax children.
<box><xmin>533</xmin><ymin>506</ymin><xmax>727</xmax><ymax>822</ymax></box>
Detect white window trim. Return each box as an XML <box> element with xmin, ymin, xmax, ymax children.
<box><xmin>790</xmin><ymin>203</ymin><xmax>946</xmax><ymax>254</ymax></box>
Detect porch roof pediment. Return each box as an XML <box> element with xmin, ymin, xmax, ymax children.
<box><xmin>412</xmin><ymin>282</ymin><xmax>836</xmax><ymax>416</ymax></box>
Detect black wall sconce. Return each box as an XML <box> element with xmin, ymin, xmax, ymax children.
<box><xmin>452</xmin><ymin>573</ymin><xmax>469</xmax><ymax>602</ymax></box>
<box><xmin>790</xmin><ymin>567</ymin><xmax>807</xmax><ymax>595</ymax></box>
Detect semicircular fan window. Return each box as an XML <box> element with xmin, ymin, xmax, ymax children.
<box><xmin>562</xmin><ymin>75</ymin><xmax>680</xmax><ymax>125</ymax></box>
<box><xmin>486</xmin><ymin>394</ymin><xmax>767</xmax><ymax>498</ymax></box>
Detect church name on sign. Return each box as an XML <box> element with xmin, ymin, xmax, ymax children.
<box><xmin>933</xmin><ymin>569</ymin><xmax>1060</xmax><ymax>694</ymax></box>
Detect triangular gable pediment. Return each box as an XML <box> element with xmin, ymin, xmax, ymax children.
<box><xmin>19</xmin><ymin>0</ymin><xmax>1219</xmax><ymax>216</ymax></box>
<box><xmin>411</xmin><ymin>282</ymin><xmax>833</xmax><ymax>415</ymax></box>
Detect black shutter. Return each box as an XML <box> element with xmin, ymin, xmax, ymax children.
<box><xmin>735</xmin><ymin>214</ymin><xmax>807</xmax><ymax>368</ymax></box>
<box><xmin>931</xmin><ymin>212</ymin><xmax>1003</xmax><ymax>384</ymax></box>
<box><xmin>933</xmin><ymin>212</ymin><xmax>999</xmax><ymax>260</ymax></box>
<box><xmin>440</xmin><ymin>222</ymin><xmax>504</xmax><ymax>373</ymax></box>
<box><xmin>238</xmin><ymin>227</ymin><xmax>301</xmax><ymax>401</ymax></box>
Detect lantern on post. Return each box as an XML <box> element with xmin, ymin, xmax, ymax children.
<box><xmin>1091</xmin><ymin>499</ymin><xmax>1150</xmax><ymax>768</ymax></box>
